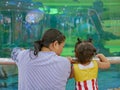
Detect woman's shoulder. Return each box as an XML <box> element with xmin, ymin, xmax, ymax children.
<box><xmin>56</xmin><ymin>56</ymin><xmax>71</xmax><ymax>65</ymax></box>
<box><xmin>11</xmin><ymin>47</ymin><xmax>30</xmax><ymax>62</ymax></box>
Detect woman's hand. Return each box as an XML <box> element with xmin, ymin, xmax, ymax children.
<box><xmin>67</xmin><ymin>57</ymin><xmax>76</xmax><ymax>64</ymax></box>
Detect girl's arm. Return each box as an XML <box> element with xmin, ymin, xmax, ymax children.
<box><xmin>67</xmin><ymin>57</ymin><xmax>75</xmax><ymax>78</ymax></box>
<box><xmin>69</xmin><ymin>66</ymin><xmax>74</xmax><ymax>78</ymax></box>
<box><xmin>96</xmin><ymin>54</ymin><xmax>111</xmax><ymax>69</ymax></box>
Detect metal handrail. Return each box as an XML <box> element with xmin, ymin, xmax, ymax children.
<box><xmin>0</xmin><ymin>57</ymin><xmax>120</xmax><ymax>65</ymax></box>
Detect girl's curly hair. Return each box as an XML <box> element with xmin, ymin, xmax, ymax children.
<box><xmin>75</xmin><ymin>38</ymin><xmax>97</xmax><ymax>64</ymax></box>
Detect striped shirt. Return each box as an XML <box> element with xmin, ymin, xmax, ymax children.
<box><xmin>11</xmin><ymin>47</ymin><xmax>71</xmax><ymax>90</ymax></box>
<box><xmin>75</xmin><ymin>79</ymin><xmax>98</xmax><ymax>90</ymax></box>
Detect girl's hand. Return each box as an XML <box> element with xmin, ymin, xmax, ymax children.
<box><xmin>96</xmin><ymin>54</ymin><xmax>106</xmax><ymax>62</ymax></box>
<box><xmin>96</xmin><ymin>53</ymin><xmax>111</xmax><ymax>69</ymax></box>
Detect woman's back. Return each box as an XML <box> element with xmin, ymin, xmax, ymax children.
<box><xmin>13</xmin><ymin>49</ymin><xmax>71</xmax><ymax>90</ymax></box>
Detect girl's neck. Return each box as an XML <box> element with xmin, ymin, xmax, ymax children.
<box><xmin>80</xmin><ymin>62</ymin><xmax>91</xmax><ymax>66</ymax></box>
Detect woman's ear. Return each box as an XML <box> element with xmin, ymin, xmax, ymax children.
<box><xmin>52</xmin><ymin>41</ymin><xmax>59</xmax><ymax>49</ymax></box>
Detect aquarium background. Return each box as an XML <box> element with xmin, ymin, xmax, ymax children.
<box><xmin>0</xmin><ymin>0</ymin><xmax>120</xmax><ymax>90</ymax></box>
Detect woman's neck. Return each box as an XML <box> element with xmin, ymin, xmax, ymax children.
<box><xmin>41</xmin><ymin>47</ymin><xmax>52</xmax><ymax>51</ymax></box>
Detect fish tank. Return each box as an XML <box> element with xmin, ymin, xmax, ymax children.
<box><xmin>0</xmin><ymin>0</ymin><xmax>120</xmax><ymax>90</ymax></box>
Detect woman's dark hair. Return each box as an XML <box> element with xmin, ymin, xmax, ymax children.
<box><xmin>75</xmin><ymin>38</ymin><xmax>96</xmax><ymax>64</ymax></box>
<box><xmin>34</xmin><ymin>28</ymin><xmax>66</xmax><ymax>56</ymax></box>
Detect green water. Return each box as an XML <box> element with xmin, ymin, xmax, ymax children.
<box><xmin>0</xmin><ymin>64</ymin><xmax>120</xmax><ymax>90</ymax></box>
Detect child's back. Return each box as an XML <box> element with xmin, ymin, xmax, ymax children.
<box><xmin>71</xmin><ymin>38</ymin><xmax>110</xmax><ymax>90</ymax></box>
<box><xmin>73</xmin><ymin>60</ymin><xmax>98</xmax><ymax>90</ymax></box>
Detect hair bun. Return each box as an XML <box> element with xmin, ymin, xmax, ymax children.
<box><xmin>77</xmin><ymin>38</ymin><xmax>82</xmax><ymax>43</ymax></box>
<box><xmin>87</xmin><ymin>38</ymin><xmax>92</xmax><ymax>43</ymax></box>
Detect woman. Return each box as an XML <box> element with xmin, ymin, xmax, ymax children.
<box><xmin>11</xmin><ymin>28</ymin><xmax>71</xmax><ymax>90</ymax></box>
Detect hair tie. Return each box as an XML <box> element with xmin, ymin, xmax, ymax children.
<box><xmin>77</xmin><ymin>38</ymin><xmax>82</xmax><ymax>43</ymax></box>
<box><xmin>34</xmin><ymin>40</ymin><xmax>43</xmax><ymax>56</ymax></box>
<box><xmin>88</xmin><ymin>38</ymin><xmax>92</xmax><ymax>43</ymax></box>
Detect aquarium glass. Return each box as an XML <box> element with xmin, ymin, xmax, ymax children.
<box><xmin>0</xmin><ymin>0</ymin><xmax>120</xmax><ymax>57</ymax></box>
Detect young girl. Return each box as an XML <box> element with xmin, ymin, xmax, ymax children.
<box><xmin>71</xmin><ymin>38</ymin><xmax>110</xmax><ymax>90</ymax></box>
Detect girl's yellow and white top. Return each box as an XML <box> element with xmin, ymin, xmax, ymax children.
<box><xmin>73</xmin><ymin>60</ymin><xmax>98</xmax><ymax>90</ymax></box>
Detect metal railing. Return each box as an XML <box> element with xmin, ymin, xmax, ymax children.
<box><xmin>0</xmin><ymin>57</ymin><xmax>120</xmax><ymax>64</ymax></box>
